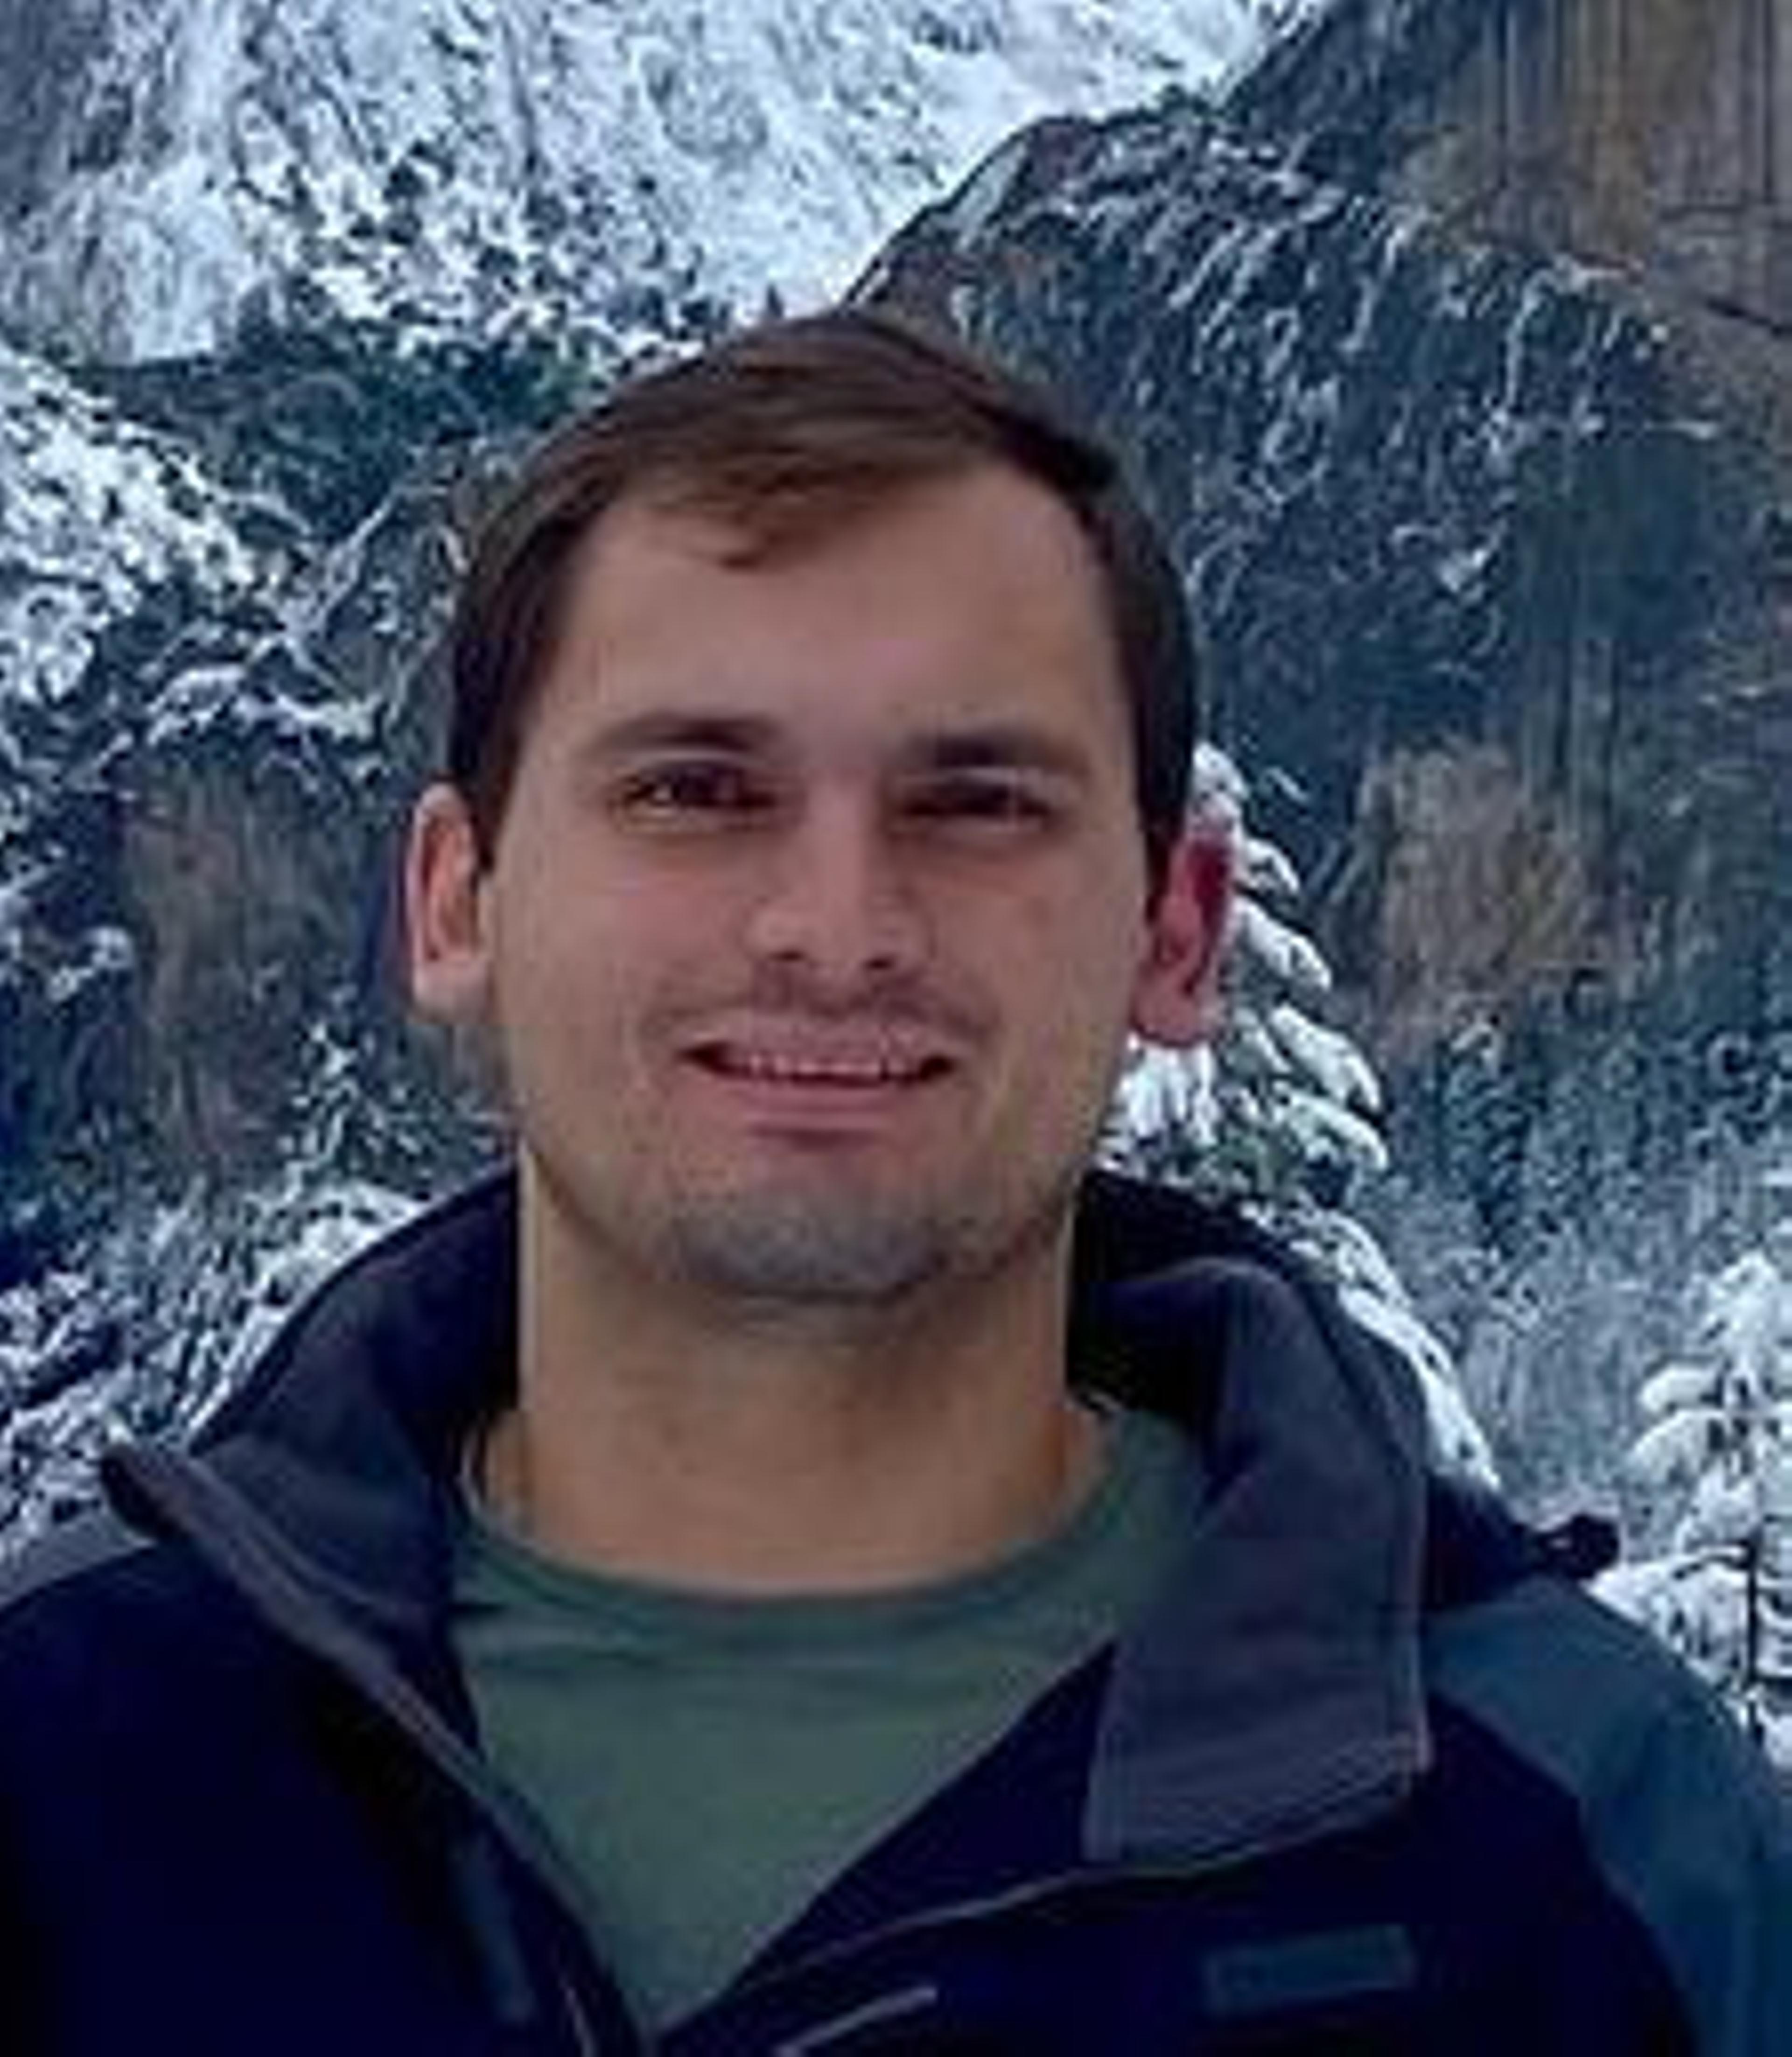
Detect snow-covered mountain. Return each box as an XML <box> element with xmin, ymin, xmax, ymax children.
<box><xmin>0</xmin><ymin>339</ymin><xmax>266</xmax><ymax>753</ymax></box>
<box><xmin>0</xmin><ymin>0</ymin><xmax>1294</xmax><ymax>363</ymax></box>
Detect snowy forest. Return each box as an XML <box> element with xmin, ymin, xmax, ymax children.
<box><xmin>2</xmin><ymin>0</ymin><xmax>1791</xmax><ymax>1773</ymax></box>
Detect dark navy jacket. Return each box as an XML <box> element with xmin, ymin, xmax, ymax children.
<box><xmin>2</xmin><ymin>1171</ymin><xmax>1788</xmax><ymax>2053</ymax></box>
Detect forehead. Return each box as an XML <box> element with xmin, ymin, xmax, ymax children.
<box><xmin>533</xmin><ymin>463</ymin><xmax>1130</xmax><ymax>755</ymax></box>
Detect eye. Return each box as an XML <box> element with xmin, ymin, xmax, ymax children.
<box><xmin>901</xmin><ymin>774</ymin><xmax>1062</xmax><ymax>834</ymax></box>
<box><xmin>612</xmin><ymin>759</ymin><xmax>777</xmax><ymax>826</ymax></box>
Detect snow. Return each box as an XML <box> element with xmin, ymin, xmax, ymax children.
<box><xmin>944</xmin><ymin>130</ymin><xmax>1033</xmax><ymax>245</ymax></box>
<box><xmin>43</xmin><ymin>925</ymin><xmax>136</xmax><ymax>1007</ymax></box>
<box><xmin>0</xmin><ymin>343</ymin><xmax>259</xmax><ymax>714</ymax></box>
<box><xmin>1231</xmin><ymin>897</ymin><xmax>1333</xmax><ymax>995</ymax></box>
<box><xmin>0</xmin><ymin>0</ymin><xmax>1290</xmax><ymax>364</ymax></box>
<box><xmin>0</xmin><ymin>1166</ymin><xmax>420</xmax><ymax>1550</ymax></box>
<box><xmin>1628</xmin><ymin>1406</ymin><xmax>1723</xmax><ymax>1492</ymax></box>
<box><xmin>1265</xmin><ymin>1002</ymin><xmax>1380</xmax><ymax>1113</ymax></box>
<box><xmin>1609</xmin><ymin>1217</ymin><xmax>1792</xmax><ymax>1764</ymax></box>
<box><xmin>0</xmin><ymin>865</ymin><xmax>49</xmax><ymax>968</ymax></box>
<box><xmin>1638</xmin><ymin>1359</ymin><xmax>1715</xmax><ymax>1418</ymax></box>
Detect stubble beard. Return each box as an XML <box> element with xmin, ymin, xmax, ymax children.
<box><xmin>670</xmin><ymin>1198</ymin><xmax>954</xmax><ymax>1304</ymax></box>
<box><xmin>663</xmin><ymin>1182</ymin><xmax>972</xmax><ymax>1306</ymax></box>
<box><xmin>631</xmin><ymin>1148</ymin><xmax>1086</xmax><ymax>1315</ymax></box>
<box><xmin>520</xmin><ymin>974</ymin><xmax>1109</xmax><ymax>1316</ymax></box>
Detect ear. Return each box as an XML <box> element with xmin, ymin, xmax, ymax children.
<box><xmin>404</xmin><ymin>783</ymin><xmax>494</xmax><ymax>1025</ymax></box>
<box><xmin>1129</xmin><ymin>822</ymin><xmax>1234</xmax><ymax>1048</ymax></box>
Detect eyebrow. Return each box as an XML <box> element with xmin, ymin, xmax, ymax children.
<box><xmin>576</xmin><ymin>712</ymin><xmax>780</xmax><ymax>763</ymax></box>
<box><xmin>896</xmin><ymin>726</ymin><xmax>1092</xmax><ymax>784</ymax></box>
<box><xmin>573</xmin><ymin>711</ymin><xmax>1093</xmax><ymax>784</ymax></box>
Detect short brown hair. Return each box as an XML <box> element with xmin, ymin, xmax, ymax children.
<box><xmin>446</xmin><ymin>308</ymin><xmax>1197</xmax><ymax>889</ymax></box>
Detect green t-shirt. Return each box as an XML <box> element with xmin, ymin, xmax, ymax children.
<box><xmin>452</xmin><ymin>1409</ymin><xmax>1196</xmax><ymax>2029</ymax></box>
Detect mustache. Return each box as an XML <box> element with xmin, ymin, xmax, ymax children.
<box><xmin>658</xmin><ymin>963</ymin><xmax>990</xmax><ymax>1042</ymax></box>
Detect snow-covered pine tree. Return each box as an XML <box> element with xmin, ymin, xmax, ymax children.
<box><xmin>1612</xmin><ymin>1184</ymin><xmax>1792</xmax><ymax>1766</ymax></box>
<box><xmin>1104</xmin><ymin>746</ymin><xmax>1492</xmax><ymax>1479</ymax></box>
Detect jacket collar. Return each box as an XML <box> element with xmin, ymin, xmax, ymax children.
<box><xmin>1079</xmin><ymin>1238</ymin><xmax>1431</xmax><ymax>1862</ymax></box>
<box><xmin>107</xmin><ymin>1167</ymin><xmax>1433</xmax><ymax>1868</ymax></box>
<box><xmin>110</xmin><ymin>1172</ymin><xmax>521</xmax><ymax>1652</ymax></box>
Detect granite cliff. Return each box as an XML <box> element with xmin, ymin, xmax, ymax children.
<box><xmin>865</xmin><ymin>0</ymin><xmax>1792</xmax><ymax>1498</ymax></box>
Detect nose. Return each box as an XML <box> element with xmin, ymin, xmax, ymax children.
<box><xmin>745</xmin><ymin>791</ymin><xmax>928</xmax><ymax>991</ymax></box>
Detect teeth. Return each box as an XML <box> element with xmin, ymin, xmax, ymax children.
<box><xmin>717</xmin><ymin>1049</ymin><xmax>929</xmax><ymax>1085</ymax></box>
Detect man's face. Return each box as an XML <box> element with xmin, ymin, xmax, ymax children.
<box><xmin>410</xmin><ymin>462</ymin><xmax>1226</xmax><ymax>1308</ymax></box>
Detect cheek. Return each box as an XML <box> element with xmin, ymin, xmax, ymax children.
<box><xmin>496</xmin><ymin>876</ymin><xmax>742</xmax><ymax>1057</ymax></box>
<box><xmin>980</xmin><ymin>879</ymin><xmax>1148</xmax><ymax>1048</ymax></box>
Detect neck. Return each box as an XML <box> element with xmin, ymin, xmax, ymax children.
<box><xmin>480</xmin><ymin>1170</ymin><xmax>1106</xmax><ymax>1595</ymax></box>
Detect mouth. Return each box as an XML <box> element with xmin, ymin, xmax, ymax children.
<box><xmin>684</xmin><ymin>1042</ymin><xmax>955</xmax><ymax>1090</ymax></box>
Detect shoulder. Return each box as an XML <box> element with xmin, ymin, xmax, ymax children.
<box><xmin>1426</xmin><ymin>1567</ymin><xmax>1792</xmax><ymax>2056</ymax></box>
<box><xmin>0</xmin><ymin>1510</ymin><xmax>176</xmax><ymax>1804</ymax></box>
<box><xmin>0</xmin><ymin>1502</ymin><xmax>236</xmax><ymax>1719</ymax></box>
<box><xmin>0</xmin><ymin>1504</ymin><xmax>149</xmax><ymax>1628</ymax></box>
<box><xmin>1425</xmin><ymin>1558</ymin><xmax>1779</xmax><ymax>1806</ymax></box>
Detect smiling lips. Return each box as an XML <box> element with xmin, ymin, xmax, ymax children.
<box><xmin>689</xmin><ymin>1041</ymin><xmax>953</xmax><ymax>1088</ymax></box>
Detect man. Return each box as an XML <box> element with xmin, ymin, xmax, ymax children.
<box><xmin>1</xmin><ymin>310</ymin><xmax>1787</xmax><ymax>2054</ymax></box>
